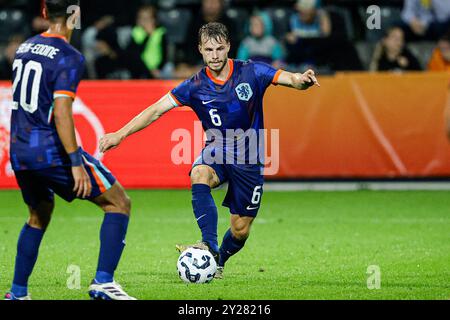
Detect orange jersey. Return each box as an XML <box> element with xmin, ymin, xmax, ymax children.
<box><xmin>428</xmin><ymin>48</ymin><xmax>450</xmax><ymax>72</ymax></box>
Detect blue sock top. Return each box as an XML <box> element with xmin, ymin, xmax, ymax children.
<box><xmin>192</xmin><ymin>184</ymin><xmax>211</xmax><ymax>193</ymax></box>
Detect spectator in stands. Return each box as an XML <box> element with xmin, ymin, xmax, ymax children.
<box><xmin>284</xmin><ymin>0</ymin><xmax>331</xmax><ymax>69</ymax></box>
<box><xmin>237</xmin><ymin>13</ymin><xmax>284</xmax><ymax>68</ymax></box>
<box><xmin>81</xmin><ymin>0</ymin><xmax>140</xmax><ymax>27</ymax></box>
<box><xmin>82</xmin><ymin>15</ymin><xmax>116</xmax><ymax>79</ymax></box>
<box><xmin>180</xmin><ymin>0</ymin><xmax>236</xmax><ymax>70</ymax></box>
<box><xmin>401</xmin><ymin>0</ymin><xmax>450</xmax><ymax>41</ymax></box>
<box><xmin>0</xmin><ymin>34</ymin><xmax>24</xmax><ymax>80</ymax></box>
<box><xmin>286</xmin><ymin>0</ymin><xmax>331</xmax><ymax>42</ymax></box>
<box><xmin>370</xmin><ymin>26</ymin><xmax>422</xmax><ymax>72</ymax></box>
<box><xmin>285</xmin><ymin>0</ymin><xmax>361</xmax><ymax>72</ymax></box>
<box><xmin>428</xmin><ymin>31</ymin><xmax>450</xmax><ymax>71</ymax></box>
<box><xmin>126</xmin><ymin>5</ymin><xmax>169</xmax><ymax>79</ymax></box>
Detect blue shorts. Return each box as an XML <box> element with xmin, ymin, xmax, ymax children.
<box><xmin>192</xmin><ymin>153</ymin><xmax>264</xmax><ymax>218</ymax></box>
<box><xmin>14</xmin><ymin>149</ymin><xmax>116</xmax><ymax>209</ymax></box>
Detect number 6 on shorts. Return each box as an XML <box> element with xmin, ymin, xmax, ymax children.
<box><xmin>251</xmin><ymin>186</ymin><xmax>262</xmax><ymax>205</ymax></box>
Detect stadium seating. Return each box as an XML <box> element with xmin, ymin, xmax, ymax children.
<box><xmin>355</xmin><ymin>41</ymin><xmax>376</xmax><ymax>70</ymax></box>
<box><xmin>407</xmin><ymin>42</ymin><xmax>436</xmax><ymax>69</ymax></box>
<box><xmin>158</xmin><ymin>8</ymin><xmax>193</xmax><ymax>45</ymax></box>
<box><xmin>265</xmin><ymin>7</ymin><xmax>292</xmax><ymax>39</ymax></box>
<box><xmin>156</xmin><ymin>0</ymin><xmax>201</xmax><ymax>9</ymax></box>
<box><xmin>0</xmin><ymin>1</ymin><xmax>438</xmax><ymax>75</ymax></box>
<box><xmin>116</xmin><ymin>26</ymin><xmax>133</xmax><ymax>50</ymax></box>
<box><xmin>325</xmin><ymin>5</ymin><xmax>355</xmax><ymax>41</ymax></box>
<box><xmin>225</xmin><ymin>7</ymin><xmax>249</xmax><ymax>43</ymax></box>
<box><xmin>158</xmin><ymin>8</ymin><xmax>193</xmax><ymax>63</ymax></box>
<box><xmin>0</xmin><ymin>9</ymin><xmax>29</xmax><ymax>44</ymax></box>
<box><xmin>358</xmin><ymin>6</ymin><xmax>403</xmax><ymax>42</ymax></box>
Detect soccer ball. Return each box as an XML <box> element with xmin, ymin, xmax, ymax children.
<box><xmin>177</xmin><ymin>248</ymin><xmax>217</xmax><ymax>284</ymax></box>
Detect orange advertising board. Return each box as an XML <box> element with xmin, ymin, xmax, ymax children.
<box><xmin>1</xmin><ymin>72</ymin><xmax>449</xmax><ymax>189</ymax></box>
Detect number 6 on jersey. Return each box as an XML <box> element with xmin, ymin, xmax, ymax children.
<box><xmin>209</xmin><ymin>108</ymin><xmax>222</xmax><ymax>126</ymax></box>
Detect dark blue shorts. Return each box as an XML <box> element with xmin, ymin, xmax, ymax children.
<box><xmin>192</xmin><ymin>153</ymin><xmax>264</xmax><ymax>218</ymax></box>
<box><xmin>14</xmin><ymin>149</ymin><xmax>116</xmax><ymax>209</ymax></box>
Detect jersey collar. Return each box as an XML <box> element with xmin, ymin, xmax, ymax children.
<box><xmin>41</xmin><ymin>32</ymin><xmax>68</xmax><ymax>42</ymax></box>
<box><xmin>206</xmin><ymin>59</ymin><xmax>234</xmax><ymax>86</ymax></box>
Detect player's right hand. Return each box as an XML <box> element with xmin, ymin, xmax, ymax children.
<box><xmin>99</xmin><ymin>133</ymin><xmax>122</xmax><ymax>153</ymax></box>
<box><xmin>72</xmin><ymin>166</ymin><xmax>92</xmax><ymax>198</ymax></box>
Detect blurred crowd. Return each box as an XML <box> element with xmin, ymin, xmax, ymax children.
<box><xmin>0</xmin><ymin>0</ymin><xmax>450</xmax><ymax>80</ymax></box>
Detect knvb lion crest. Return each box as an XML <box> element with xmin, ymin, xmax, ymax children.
<box><xmin>235</xmin><ymin>83</ymin><xmax>253</xmax><ymax>101</ymax></box>
<box><xmin>0</xmin><ymin>85</ymin><xmax>105</xmax><ymax>179</ymax></box>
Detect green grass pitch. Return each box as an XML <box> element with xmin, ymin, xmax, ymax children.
<box><xmin>0</xmin><ymin>189</ymin><xmax>449</xmax><ymax>300</ymax></box>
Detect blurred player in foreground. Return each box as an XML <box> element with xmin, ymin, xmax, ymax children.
<box><xmin>100</xmin><ymin>22</ymin><xmax>319</xmax><ymax>279</ymax></box>
<box><xmin>5</xmin><ymin>0</ymin><xmax>135</xmax><ymax>300</ymax></box>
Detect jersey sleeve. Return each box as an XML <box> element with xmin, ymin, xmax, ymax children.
<box><xmin>169</xmin><ymin>78</ymin><xmax>192</xmax><ymax>107</ymax></box>
<box><xmin>252</xmin><ymin>61</ymin><xmax>282</xmax><ymax>90</ymax></box>
<box><xmin>53</xmin><ymin>54</ymin><xmax>85</xmax><ymax>99</ymax></box>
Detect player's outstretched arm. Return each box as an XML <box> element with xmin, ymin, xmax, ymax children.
<box><xmin>276</xmin><ymin>69</ymin><xmax>320</xmax><ymax>90</ymax></box>
<box><xmin>99</xmin><ymin>94</ymin><xmax>176</xmax><ymax>153</ymax></box>
<box><xmin>54</xmin><ymin>97</ymin><xmax>92</xmax><ymax>198</ymax></box>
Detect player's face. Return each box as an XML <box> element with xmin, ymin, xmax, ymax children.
<box><xmin>199</xmin><ymin>37</ymin><xmax>230</xmax><ymax>72</ymax></box>
<box><xmin>384</xmin><ymin>28</ymin><xmax>404</xmax><ymax>53</ymax></box>
<box><xmin>250</xmin><ymin>16</ymin><xmax>264</xmax><ymax>38</ymax></box>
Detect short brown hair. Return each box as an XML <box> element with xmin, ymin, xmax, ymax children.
<box><xmin>198</xmin><ymin>22</ymin><xmax>230</xmax><ymax>45</ymax></box>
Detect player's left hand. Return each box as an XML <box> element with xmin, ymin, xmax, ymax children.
<box><xmin>72</xmin><ymin>166</ymin><xmax>92</xmax><ymax>198</ymax></box>
<box><xmin>300</xmin><ymin>69</ymin><xmax>320</xmax><ymax>89</ymax></box>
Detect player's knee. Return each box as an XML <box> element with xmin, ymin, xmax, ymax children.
<box><xmin>28</xmin><ymin>203</ymin><xmax>53</xmax><ymax>231</ymax></box>
<box><xmin>95</xmin><ymin>184</ymin><xmax>131</xmax><ymax>215</ymax></box>
<box><xmin>28</xmin><ymin>215</ymin><xmax>51</xmax><ymax>230</ymax></box>
<box><xmin>190</xmin><ymin>166</ymin><xmax>213</xmax><ymax>186</ymax></box>
<box><xmin>28</xmin><ymin>211</ymin><xmax>52</xmax><ymax>231</ymax></box>
<box><xmin>116</xmin><ymin>193</ymin><xmax>131</xmax><ymax>216</ymax></box>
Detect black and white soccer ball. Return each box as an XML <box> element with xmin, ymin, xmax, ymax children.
<box><xmin>177</xmin><ymin>248</ymin><xmax>217</xmax><ymax>284</ymax></box>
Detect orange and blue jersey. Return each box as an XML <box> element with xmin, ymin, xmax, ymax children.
<box><xmin>10</xmin><ymin>33</ymin><xmax>85</xmax><ymax>171</ymax></box>
<box><xmin>170</xmin><ymin>59</ymin><xmax>280</xmax><ymax>133</ymax></box>
<box><xmin>169</xmin><ymin>59</ymin><xmax>281</xmax><ymax>217</ymax></box>
<box><xmin>9</xmin><ymin>33</ymin><xmax>115</xmax><ymax>205</ymax></box>
<box><xmin>169</xmin><ymin>59</ymin><xmax>281</xmax><ymax>165</ymax></box>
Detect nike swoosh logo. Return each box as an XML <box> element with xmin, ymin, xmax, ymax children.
<box><xmin>196</xmin><ymin>214</ymin><xmax>207</xmax><ymax>221</ymax></box>
<box><xmin>202</xmin><ymin>99</ymin><xmax>216</xmax><ymax>105</ymax></box>
<box><xmin>246</xmin><ymin>206</ymin><xmax>259</xmax><ymax>210</ymax></box>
